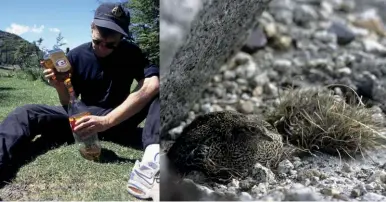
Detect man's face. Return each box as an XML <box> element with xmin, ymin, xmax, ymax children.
<box><xmin>91</xmin><ymin>28</ymin><xmax>121</xmax><ymax>57</ymax></box>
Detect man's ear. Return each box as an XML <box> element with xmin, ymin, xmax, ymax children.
<box><xmin>90</xmin><ymin>22</ymin><xmax>97</xmax><ymax>33</ymax></box>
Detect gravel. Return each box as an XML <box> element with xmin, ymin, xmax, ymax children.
<box><xmin>163</xmin><ymin>0</ymin><xmax>386</xmax><ymax>200</ymax></box>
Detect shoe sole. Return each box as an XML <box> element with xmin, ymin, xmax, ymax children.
<box><xmin>127</xmin><ymin>183</ymin><xmax>152</xmax><ymax>200</ymax></box>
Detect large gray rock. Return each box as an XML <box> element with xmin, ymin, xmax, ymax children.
<box><xmin>160</xmin><ymin>0</ymin><xmax>272</xmax><ymax>138</ymax></box>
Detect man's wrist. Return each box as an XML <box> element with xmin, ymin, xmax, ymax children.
<box><xmin>104</xmin><ymin>114</ymin><xmax>115</xmax><ymax>129</ymax></box>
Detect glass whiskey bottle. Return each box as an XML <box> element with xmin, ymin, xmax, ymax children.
<box><xmin>64</xmin><ymin>78</ymin><xmax>102</xmax><ymax>161</ymax></box>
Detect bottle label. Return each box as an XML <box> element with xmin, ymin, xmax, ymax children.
<box><xmin>55</xmin><ymin>59</ymin><xmax>68</xmax><ymax>68</ymax></box>
<box><xmin>50</xmin><ymin>50</ymin><xmax>71</xmax><ymax>73</ymax></box>
<box><xmin>69</xmin><ymin>111</ymin><xmax>91</xmax><ymax>131</ymax></box>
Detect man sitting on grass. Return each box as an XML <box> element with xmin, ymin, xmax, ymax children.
<box><xmin>0</xmin><ymin>3</ymin><xmax>160</xmax><ymax>201</ymax></box>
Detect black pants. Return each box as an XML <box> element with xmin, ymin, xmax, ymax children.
<box><xmin>0</xmin><ymin>95</ymin><xmax>159</xmax><ymax>182</ymax></box>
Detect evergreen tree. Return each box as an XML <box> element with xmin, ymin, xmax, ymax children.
<box><xmin>124</xmin><ymin>0</ymin><xmax>159</xmax><ymax>66</ymax></box>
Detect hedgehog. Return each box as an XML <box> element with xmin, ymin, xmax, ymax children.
<box><xmin>166</xmin><ymin>110</ymin><xmax>285</xmax><ymax>183</ymax></box>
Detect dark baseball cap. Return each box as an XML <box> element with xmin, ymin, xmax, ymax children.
<box><xmin>93</xmin><ymin>3</ymin><xmax>130</xmax><ymax>37</ymax></box>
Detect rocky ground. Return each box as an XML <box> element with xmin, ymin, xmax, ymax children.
<box><xmin>162</xmin><ymin>0</ymin><xmax>386</xmax><ymax>201</ymax></box>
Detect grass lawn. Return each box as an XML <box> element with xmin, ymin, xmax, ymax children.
<box><xmin>0</xmin><ymin>74</ymin><xmax>144</xmax><ymax>200</ymax></box>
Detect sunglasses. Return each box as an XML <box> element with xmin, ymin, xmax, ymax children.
<box><xmin>92</xmin><ymin>39</ymin><xmax>118</xmax><ymax>49</ymax></box>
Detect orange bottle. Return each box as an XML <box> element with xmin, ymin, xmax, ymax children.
<box><xmin>42</xmin><ymin>52</ymin><xmax>56</xmax><ymax>80</ymax></box>
<box><xmin>42</xmin><ymin>48</ymin><xmax>72</xmax><ymax>81</ymax></box>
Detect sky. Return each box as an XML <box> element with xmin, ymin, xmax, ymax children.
<box><xmin>0</xmin><ymin>0</ymin><xmax>124</xmax><ymax>50</ymax></box>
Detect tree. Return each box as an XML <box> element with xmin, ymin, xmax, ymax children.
<box><xmin>13</xmin><ymin>38</ymin><xmax>44</xmax><ymax>69</ymax></box>
<box><xmin>33</xmin><ymin>38</ymin><xmax>44</xmax><ymax>63</ymax></box>
<box><xmin>124</xmin><ymin>0</ymin><xmax>159</xmax><ymax>66</ymax></box>
<box><xmin>53</xmin><ymin>32</ymin><xmax>67</xmax><ymax>50</ymax></box>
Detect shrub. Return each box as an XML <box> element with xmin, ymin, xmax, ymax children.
<box><xmin>265</xmin><ymin>86</ymin><xmax>386</xmax><ymax>158</ymax></box>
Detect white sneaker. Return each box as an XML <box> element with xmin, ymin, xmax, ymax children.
<box><xmin>127</xmin><ymin>160</ymin><xmax>160</xmax><ymax>201</ymax></box>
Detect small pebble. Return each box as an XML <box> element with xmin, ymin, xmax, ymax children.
<box><xmin>289</xmin><ymin>170</ymin><xmax>297</xmax><ymax>176</ymax></box>
<box><xmin>238</xmin><ymin>100</ymin><xmax>254</xmax><ymax>114</ymax></box>
<box><xmin>293</xmin><ymin>161</ymin><xmax>302</xmax><ymax>168</ymax></box>
<box><xmin>227</xmin><ymin>186</ymin><xmax>237</xmax><ymax>193</ymax></box>
<box><xmin>334</xmin><ymin>193</ymin><xmax>351</xmax><ymax>201</ymax></box>
<box><xmin>239</xmin><ymin>178</ymin><xmax>255</xmax><ymax>191</ymax></box>
<box><xmin>278</xmin><ymin>159</ymin><xmax>295</xmax><ymax>174</ymax></box>
<box><xmin>365</xmin><ymin>183</ymin><xmax>375</xmax><ymax>191</ymax></box>
<box><xmin>362</xmin><ymin>192</ymin><xmax>386</xmax><ymax>201</ymax></box>
<box><xmin>239</xmin><ymin>192</ymin><xmax>253</xmax><ymax>201</ymax></box>
<box><xmin>304</xmin><ymin>179</ymin><xmax>311</xmax><ymax>186</ymax></box>
<box><xmin>342</xmin><ymin>162</ymin><xmax>353</xmax><ymax>173</ymax></box>
<box><xmin>229</xmin><ymin>179</ymin><xmax>240</xmax><ymax>188</ymax></box>
<box><xmin>351</xmin><ymin>189</ymin><xmax>362</xmax><ymax>198</ymax></box>
<box><xmin>321</xmin><ymin>188</ymin><xmax>340</xmax><ymax>196</ymax></box>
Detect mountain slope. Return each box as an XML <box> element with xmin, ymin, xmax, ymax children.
<box><xmin>0</xmin><ymin>30</ymin><xmax>42</xmax><ymax>68</ymax></box>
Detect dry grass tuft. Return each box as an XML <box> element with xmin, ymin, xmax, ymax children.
<box><xmin>265</xmin><ymin>86</ymin><xmax>386</xmax><ymax>159</ymax></box>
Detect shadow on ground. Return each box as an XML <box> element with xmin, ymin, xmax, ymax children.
<box><xmin>0</xmin><ymin>87</ymin><xmax>15</xmax><ymax>91</ymax></box>
<box><xmin>0</xmin><ymin>127</ymin><xmax>144</xmax><ymax>189</ymax></box>
<box><xmin>98</xmin><ymin>148</ymin><xmax>137</xmax><ymax>164</ymax></box>
<box><xmin>0</xmin><ymin>87</ymin><xmax>16</xmax><ymax>104</ymax></box>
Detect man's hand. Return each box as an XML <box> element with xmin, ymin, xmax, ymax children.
<box><xmin>40</xmin><ymin>61</ymin><xmax>64</xmax><ymax>89</ymax></box>
<box><xmin>43</xmin><ymin>68</ymin><xmax>64</xmax><ymax>88</ymax></box>
<box><xmin>73</xmin><ymin>115</ymin><xmax>112</xmax><ymax>138</ymax></box>
<box><xmin>40</xmin><ymin>60</ymin><xmax>72</xmax><ymax>106</ymax></box>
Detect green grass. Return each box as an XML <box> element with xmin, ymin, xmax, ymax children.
<box><xmin>1</xmin><ymin>142</ymin><xmax>142</xmax><ymax>201</ymax></box>
<box><xmin>0</xmin><ymin>74</ymin><xmax>144</xmax><ymax>200</ymax></box>
<box><xmin>0</xmin><ymin>76</ymin><xmax>58</xmax><ymax>120</ymax></box>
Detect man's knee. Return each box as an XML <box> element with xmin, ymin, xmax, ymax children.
<box><xmin>10</xmin><ymin>104</ymin><xmax>41</xmax><ymax>117</ymax></box>
<box><xmin>143</xmin><ymin>95</ymin><xmax>160</xmax><ymax>136</ymax></box>
<box><xmin>148</xmin><ymin>96</ymin><xmax>160</xmax><ymax>115</ymax></box>
<box><xmin>21</xmin><ymin>104</ymin><xmax>42</xmax><ymax>111</ymax></box>
<box><xmin>138</xmin><ymin>95</ymin><xmax>159</xmax><ymax>118</ymax></box>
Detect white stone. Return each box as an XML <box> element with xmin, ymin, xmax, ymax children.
<box><xmin>278</xmin><ymin>159</ymin><xmax>295</xmax><ymax>175</ymax></box>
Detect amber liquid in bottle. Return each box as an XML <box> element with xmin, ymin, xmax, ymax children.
<box><xmin>43</xmin><ymin>49</ymin><xmax>72</xmax><ymax>82</ymax></box>
<box><xmin>42</xmin><ymin>53</ymin><xmax>57</xmax><ymax>80</ymax></box>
